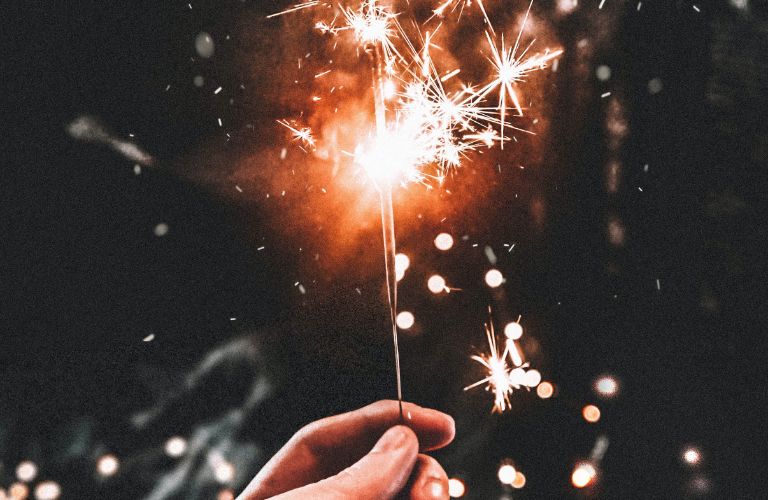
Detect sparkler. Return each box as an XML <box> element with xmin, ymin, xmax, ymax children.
<box><xmin>272</xmin><ymin>0</ymin><xmax>561</xmax><ymax>415</ymax></box>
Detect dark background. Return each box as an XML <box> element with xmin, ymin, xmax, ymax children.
<box><xmin>2</xmin><ymin>0</ymin><xmax>766</xmax><ymax>498</ymax></box>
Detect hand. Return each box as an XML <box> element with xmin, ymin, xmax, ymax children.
<box><xmin>237</xmin><ymin>400</ymin><xmax>455</xmax><ymax>500</ymax></box>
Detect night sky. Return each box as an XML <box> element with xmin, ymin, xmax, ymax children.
<box><xmin>3</xmin><ymin>1</ymin><xmax>766</xmax><ymax>498</ymax></box>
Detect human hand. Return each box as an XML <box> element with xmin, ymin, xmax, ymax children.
<box><xmin>237</xmin><ymin>400</ymin><xmax>455</xmax><ymax>500</ymax></box>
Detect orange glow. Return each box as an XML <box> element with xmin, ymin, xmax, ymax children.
<box><xmin>512</xmin><ymin>471</ymin><xmax>527</xmax><ymax>489</ymax></box>
<box><xmin>448</xmin><ymin>478</ymin><xmax>466</xmax><ymax>498</ymax></box>
<box><xmin>536</xmin><ymin>381</ymin><xmax>554</xmax><ymax>398</ymax></box>
<box><xmin>9</xmin><ymin>483</ymin><xmax>29</xmax><ymax>500</ymax></box>
<box><xmin>34</xmin><ymin>481</ymin><xmax>61</xmax><ymax>500</ymax></box>
<box><xmin>217</xmin><ymin>489</ymin><xmax>235</xmax><ymax>500</ymax></box>
<box><xmin>582</xmin><ymin>404</ymin><xmax>601</xmax><ymax>423</ymax></box>
<box><xmin>571</xmin><ymin>463</ymin><xmax>597</xmax><ymax>488</ymax></box>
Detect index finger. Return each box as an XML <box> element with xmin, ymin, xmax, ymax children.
<box><xmin>300</xmin><ymin>400</ymin><xmax>455</xmax><ymax>455</ymax></box>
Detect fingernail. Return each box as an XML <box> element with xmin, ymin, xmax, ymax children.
<box><xmin>421</xmin><ymin>477</ymin><xmax>447</xmax><ymax>499</ymax></box>
<box><xmin>373</xmin><ymin>426</ymin><xmax>410</xmax><ymax>452</ymax></box>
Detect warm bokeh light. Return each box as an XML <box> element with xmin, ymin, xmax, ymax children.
<box><xmin>427</xmin><ymin>274</ymin><xmax>447</xmax><ymax>294</ymax></box>
<box><xmin>524</xmin><ymin>369</ymin><xmax>541</xmax><ymax>387</ymax></box>
<box><xmin>96</xmin><ymin>454</ymin><xmax>119</xmax><ymax>477</ymax></box>
<box><xmin>537</xmin><ymin>381</ymin><xmax>554</xmax><ymax>399</ymax></box>
<box><xmin>395</xmin><ymin>253</ymin><xmax>410</xmax><ymax>281</ymax></box>
<box><xmin>594</xmin><ymin>374</ymin><xmax>619</xmax><ymax>398</ymax></box>
<box><xmin>503</xmin><ymin>321</ymin><xmax>523</xmax><ymax>340</ymax></box>
<box><xmin>217</xmin><ymin>489</ymin><xmax>235</xmax><ymax>500</ymax></box>
<box><xmin>682</xmin><ymin>447</ymin><xmax>701</xmax><ymax>466</ymax></box>
<box><xmin>34</xmin><ymin>481</ymin><xmax>61</xmax><ymax>500</ymax></box>
<box><xmin>9</xmin><ymin>483</ymin><xmax>29</xmax><ymax>500</ymax></box>
<box><xmin>497</xmin><ymin>463</ymin><xmax>517</xmax><ymax>485</ymax></box>
<box><xmin>15</xmin><ymin>461</ymin><xmax>37</xmax><ymax>482</ymax></box>
<box><xmin>434</xmin><ymin>232</ymin><xmax>454</xmax><ymax>251</ymax></box>
<box><xmin>571</xmin><ymin>463</ymin><xmax>597</xmax><ymax>488</ymax></box>
<box><xmin>512</xmin><ymin>471</ymin><xmax>527</xmax><ymax>489</ymax></box>
<box><xmin>396</xmin><ymin>311</ymin><xmax>415</xmax><ymax>329</ymax></box>
<box><xmin>165</xmin><ymin>436</ymin><xmax>188</xmax><ymax>458</ymax></box>
<box><xmin>484</xmin><ymin>269</ymin><xmax>503</xmax><ymax>288</ymax></box>
<box><xmin>448</xmin><ymin>477</ymin><xmax>466</xmax><ymax>498</ymax></box>
<box><xmin>582</xmin><ymin>404</ymin><xmax>601</xmax><ymax>423</ymax></box>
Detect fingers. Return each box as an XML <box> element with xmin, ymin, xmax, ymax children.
<box><xmin>238</xmin><ymin>400</ymin><xmax>454</xmax><ymax>500</ymax></box>
<box><xmin>270</xmin><ymin>425</ymin><xmax>419</xmax><ymax>500</ymax></box>
<box><xmin>301</xmin><ymin>400</ymin><xmax>455</xmax><ymax>455</ymax></box>
<box><xmin>405</xmin><ymin>455</ymin><xmax>449</xmax><ymax>500</ymax></box>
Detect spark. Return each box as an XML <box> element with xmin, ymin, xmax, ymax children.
<box><xmin>464</xmin><ymin>320</ymin><xmax>514</xmax><ymax>412</ymax></box>
<box><xmin>476</xmin><ymin>1</ymin><xmax>563</xmax><ymax>146</ymax></box>
<box><xmin>277</xmin><ymin>119</ymin><xmax>316</xmax><ymax>148</ymax></box>
<box><xmin>266</xmin><ymin>0</ymin><xmax>321</xmax><ymax>19</ymax></box>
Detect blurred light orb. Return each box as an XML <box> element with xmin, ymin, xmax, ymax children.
<box><xmin>427</xmin><ymin>275</ymin><xmax>446</xmax><ymax>294</ymax></box>
<box><xmin>509</xmin><ymin>367</ymin><xmax>526</xmax><ymax>387</ymax></box>
<box><xmin>9</xmin><ymin>483</ymin><xmax>29</xmax><ymax>500</ymax></box>
<box><xmin>396</xmin><ymin>311</ymin><xmax>415</xmax><ymax>330</ymax></box>
<box><xmin>524</xmin><ymin>369</ymin><xmax>541</xmax><ymax>387</ymax></box>
<box><xmin>217</xmin><ymin>489</ymin><xmax>235</xmax><ymax>500</ymax></box>
<box><xmin>15</xmin><ymin>461</ymin><xmax>37</xmax><ymax>482</ymax></box>
<box><xmin>571</xmin><ymin>463</ymin><xmax>597</xmax><ymax>488</ymax></box>
<box><xmin>214</xmin><ymin>461</ymin><xmax>236</xmax><ymax>484</ymax></box>
<box><xmin>97</xmin><ymin>454</ymin><xmax>119</xmax><ymax>477</ymax></box>
<box><xmin>512</xmin><ymin>471</ymin><xmax>527</xmax><ymax>489</ymax></box>
<box><xmin>503</xmin><ymin>322</ymin><xmax>523</xmax><ymax>340</ymax></box>
<box><xmin>485</xmin><ymin>269</ymin><xmax>504</xmax><ymax>288</ymax></box>
<box><xmin>594</xmin><ymin>375</ymin><xmax>619</xmax><ymax>397</ymax></box>
<box><xmin>154</xmin><ymin>223</ymin><xmax>169</xmax><ymax>237</ymax></box>
<box><xmin>582</xmin><ymin>404</ymin><xmax>601</xmax><ymax>423</ymax></box>
<box><xmin>596</xmin><ymin>65</ymin><xmax>612</xmax><ymax>81</ymax></box>
<box><xmin>195</xmin><ymin>32</ymin><xmax>215</xmax><ymax>58</ymax></box>
<box><xmin>537</xmin><ymin>381</ymin><xmax>554</xmax><ymax>399</ymax></box>
<box><xmin>165</xmin><ymin>436</ymin><xmax>188</xmax><ymax>458</ymax></box>
<box><xmin>34</xmin><ymin>481</ymin><xmax>61</xmax><ymax>500</ymax></box>
<box><xmin>497</xmin><ymin>464</ymin><xmax>517</xmax><ymax>485</ymax></box>
<box><xmin>683</xmin><ymin>447</ymin><xmax>702</xmax><ymax>466</ymax></box>
<box><xmin>434</xmin><ymin>233</ymin><xmax>454</xmax><ymax>251</ymax></box>
<box><xmin>648</xmin><ymin>77</ymin><xmax>663</xmax><ymax>94</ymax></box>
<box><xmin>395</xmin><ymin>253</ymin><xmax>410</xmax><ymax>281</ymax></box>
<box><xmin>557</xmin><ymin>0</ymin><xmax>578</xmax><ymax>13</ymax></box>
<box><xmin>193</xmin><ymin>75</ymin><xmax>205</xmax><ymax>87</ymax></box>
<box><xmin>448</xmin><ymin>477</ymin><xmax>466</xmax><ymax>497</ymax></box>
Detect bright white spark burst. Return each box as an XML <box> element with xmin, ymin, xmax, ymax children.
<box><xmin>272</xmin><ymin>0</ymin><xmax>562</xmax><ymax>184</ymax></box>
<box><xmin>464</xmin><ymin>317</ymin><xmax>538</xmax><ymax>412</ymax></box>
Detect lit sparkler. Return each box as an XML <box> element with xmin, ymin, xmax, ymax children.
<box><xmin>464</xmin><ymin>315</ymin><xmax>538</xmax><ymax>412</ymax></box>
<box><xmin>272</xmin><ymin>0</ymin><xmax>561</xmax><ymax>415</ymax></box>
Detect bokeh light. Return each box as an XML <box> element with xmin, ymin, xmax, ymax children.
<box><xmin>582</xmin><ymin>404</ymin><xmax>601</xmax><ymax>423</ymax></box>
<box><xmin>524</xmin><ymin>369</ymin><xmax>541</xmax><ymax>387</ymax></box>
<box><xmin>9</xmin><ymin>483</ymin><xmax>29</xmax><ymax>500</ymax></box>
<box><xmin>448</xmin><ymin>477</ymin><xmax>466</xmax><ymax>498</ymax></box>
<box><xmin>536</xmin><ymin>381</ymin><xmax>554</xmax><ymax>399</ymax></box>
<box><xmin>217</xmin><ymin>489</ymin><xmax>235</xmax><ymax>500</ymax></box>
<box><xmin>594</xmin><ymin>374</ymin><xmax>619</xmax><ymax>398</ymax></box>
<box><xmin>497</xmin><ymin>463</ymin><xmax>517</xmax><ymax>485</ymax></box>
<box><xmin>512</xmin><ymin>471</ymin><xmax>527</xmax><ymax>489</ymax></box>
<box><xmin>165</xmin><ymin>436</ymin><xmax>188</xmax><ymax>458</ymax></box>
<box><xmin>571</xmin><ymin>463</ymin><xmax>597</xmax><ymax>488</ymax></box>
<box><xmin>396</xmin><ymin>311</ymin><xmax>415</xmax><ymax>329</ymax></box>
<box><xmin>427</xmin><ymin>274</ymin><xmax>446</xmax><ymax>294</ymax></box>
<box><xmin>682</xmin><ymin>446</ymin><xmax>702</xmax><ymax>466</ymax></box>
<box><xmin>15</xmin><ymin>461</ymin><xmax>37</xmax><ymax>482</ymax></box>
<box><xmin>484</xmin><ymin>269</ymin><xmax>504</xmax><ymax>288</ymax></box>
<box><xmin>395</xmin><ymin>253</ymin><xmax>410</xmax><ymax>281</ymax></box>
<box><xmin>34</xmin><ymin>481</ymin><xmax>61</xmax><ymax>500</ymax></box>
<box><xmin>503</xmin><ymin>321</ymin><xmax>523</xmax><ymax>340</ymax></box>
<box><xmin>434</xmin><ymin>233</ymin><xmax>454</xmax><ymax>251</ymax></box>
<box><xmin>213</xmin><ymin>461</ymin><xmax>235</xmax><ymax>484</ymax></box>
<box><xmin>96</xmin><ymin>454</ymin><xmax>120</xmax><ymax>477</ymax></box>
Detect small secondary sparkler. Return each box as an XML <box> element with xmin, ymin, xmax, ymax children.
<box><xmin>272</xmin><ymin>0</ymin><xmax>561</xmax><ymax>415</ymax></box>
<box><xmin>464</xmin><ymin>315</ymin><xmax>539</xmax><ymax>412</ymax></box>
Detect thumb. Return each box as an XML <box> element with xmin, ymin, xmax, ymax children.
<box><xmin>271</xmin><ymin>426</ymin><xmax>419</xmax><ymax>500</ymax></box>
